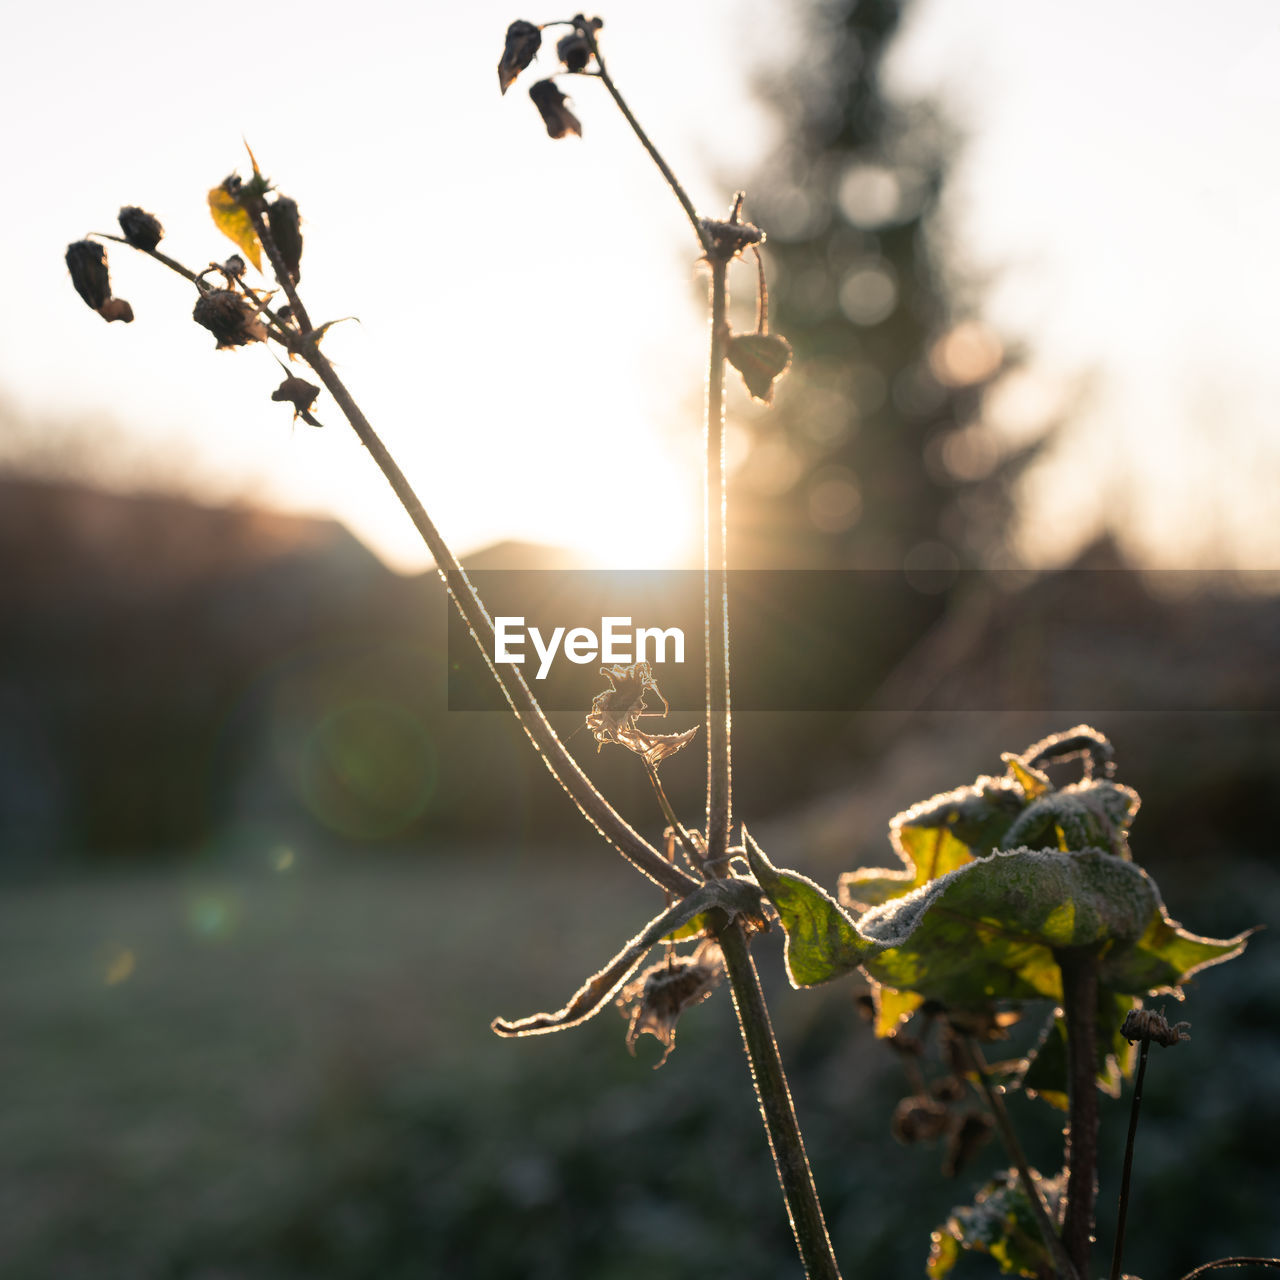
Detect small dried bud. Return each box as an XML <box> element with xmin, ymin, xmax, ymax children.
<box><xmin>222</xmin><ymin>255</ymin><xmax>247</xmax><ymax>280</ymax></box>
<box><xmin>618</xmin><ymin>940</ymin><xmax>723</xmax><ymax>1067</ymax></box>
<box><xmin>556</xmin><ymin>30</ymin><xmax>593</xmax><ymax>72</ymax></box>
<box><xmin>66</xmin><ymin>240</ymin><xmax>133</xmax><ymax>323</ymax></box>
<box><xmin>271</xmin><ymin>375</ymin><xmax>322</xmax><ymax>427</ymax></box>
<box><xmin>118</xmin><ymin>206</ymin><xmax>164</xmax><ymax>251</ymax></box>
<box><xmin>942</xmin><ymin>1111</ymin><xmax>994</xmax><ymax>1178</ymax></box>
<box><xmin>1121</xmin><ymin>1007</ymin><xmax>1191</xmax><ymax>1047</ymax></box>
<box><xmin>892</xmin><ymin>1096</ymin><xmax>950</xmax><ymax>1144</ymax></box>
<box><xmin>267</xmin><ymin>196</ymin><xmax>303</xmax><ymax>284</ymax></box>
<box><xmin>727</xmin><ymin>333</ymin><xmax>793</xmax><ymax>403</ymax></box>
<box><xmin>192</xmin><ymin>289</ymin><xmax>267</xmax><ymax>349</ymax></box>
<box><xmin>529</xmin><ymin>79</ymin><xmax>582</xmax><ymax>140</ymax></box>
<box><xmin>499</xmin><ymin>20</ymin><xmax>542</xmax><ymax>94</ymax></box>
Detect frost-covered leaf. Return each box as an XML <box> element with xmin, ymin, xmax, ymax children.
<box><xmin>744</xmin><ymin>829</ymin><xmax>871</xmax><ymax>987</ymax></box>
<box><xmin>208</xmin><ymin>182</ymin><xmax>263</xmax><ymax>272</ymax></box>
<box><xmin>1001</xmin><ymin>780</ymin><xmax>1140</xmax><ymax>858</ymax></box>
<box><xmin>840</xmin><ymin>775</ymin><xmax>1026</xmax><ymax>911</ymax></box>
<box><xmin>491</xmin><ymin>877</ymin><xmax>762</xmax><ymax>1037</ymax></box>
<box><xmin>930</xmin><ymin>1168</ymin><xmax>1065</xmax><ymax>1279</ymax></box>
<box><xmin>857</xmin><ymin>848</ymin><xmax>1247</xmax><ymax>1008</ymax></box>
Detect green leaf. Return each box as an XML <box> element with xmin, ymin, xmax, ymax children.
<box><xmin>932</xmin><ymin>1168</ymin><xmax>1065</xmax><ymax>1279</ymax></box>
<box><xmin>1022</xmin><ymin>991</ymin><xmax>1138</xmax><ymax>1109</ymax></box>
<box><xmin>744</xmin><ymin>828</ymin><xmax>872</xmax><ymax>987</ymax></box>
<box><xmin>1000</xmin><ymin>780</ymin><xmax>1140</xmax><ymax>857</ymax></box>
<box><xmin>857</xmin><ymin>847</ymin><xmax>1248</xmax><ymax>1008</ymax></box>
<box><xmin>840</xmin><ymin>774</ymin><xmax>1026</xmax><ymax>911</ymax></box>
<box><xmin>872</xmin><ymin>983</ymin><xmax>925</xmax><ymax>1037</ymax></box>
<box><xmin>662</xmin><ymin>912</ymin><xmax>711</xmax><ymax>943</ymax></box>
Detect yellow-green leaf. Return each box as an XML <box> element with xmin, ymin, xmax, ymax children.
<box><xmin>208</xmin><ymin>184</ymin><xmax>263</xmax><ymax>271</ymax></box>
<box><xmin>872</xmin><ymin>983</ymin><xmax>924</xmax><ymax>1037</ymax></box>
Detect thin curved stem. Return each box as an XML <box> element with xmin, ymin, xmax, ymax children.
<box><xmin>704</xmin><ymin>255</ymin><xmax>732</xmax><ymax>864</ymax></box>
<box><xmin>718</xmin><ymin>920</ymin><xmax>842</xmax><ymax>1279</ymax></box>
<box><xmin>1109</xmin><ymin>1037</ymin><xmax>1150</xmax><ymax>1280</ymax></box>
<box><xmin>965</xmin><ymin>1039</ymin><xmax>1078</xmax><ymax>1280</ymax></box>
<box><xmin>644</xmin><ymin>760</ymin><xmax>703</xmax><ymax>872</ymax></box>
<box><xmin>579</xmin><ymin>30</ymin><xmax>709</xmax><ymax>254</ymax></box>
<box><xmin>1177</xmin><ymin>1261</ymin><xmax>1280</xmax><ymax>1279</ymax></box>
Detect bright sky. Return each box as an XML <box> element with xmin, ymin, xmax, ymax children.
<box><xmin>5</xmin><ymin>0</ymin><xmax>1278</xmax><ymax>572</ymax></box>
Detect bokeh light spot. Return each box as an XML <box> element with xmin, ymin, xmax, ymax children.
<box><xmin>930</xmin><ymin>320</ymin><xmax>1004</xmax><ymax>387</ymax></box>
<box><xmin>299</xmin><ymin>700</ymin><xmax>437</xmax><ymax>840</ymax></box>
<box><xmin>838</xmin><ymin>261</ymin><xmax>898</xmax><ymax>326</ymax></box>
<box><xmin>187</xmin><ymin>892</ymin><xmax>240</xmax><ymax>942</ymax></box>
<box><xmin>272</xmin><ymin>845</ymin><xmax>296</xmax><ymax>872</ymax></box>
<box><xmin>103</xmin><ymin>945</ymin><xmax>136</xmax><ymax>986</ymax></box>
<box><xmin>808</xmin><ymin>469</ymin><xmax>863</xmax><ymax>533</ymax></box>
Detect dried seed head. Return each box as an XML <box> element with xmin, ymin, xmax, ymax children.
<box><xmin>267</xmin><ymin>196</ymin><xmax>303</xmax><ymax>284</ymax></box>
<box><xmin>556</xmin><ymin>30</ymin><xmax>593</xmax><ymax>72</ymax></box>
<box><xmin>499</xmin><ymin>19</ymin><xmax>542</xmax><ymax>94</ymax></box>
<box><xmin>932</xmin><ymin>1075</ymin><xmax>969</xmax><ymax>1104</ymax></box>
<box><xmin>271</xmin><ymin>375</ymin><xmax>322</xmax><ymax>427</ymax></box>
<box><xmin>727</xmin><ymin>333</ymin><xmax>792</xmax><ymax>403</ymax></box>
<box><xmin>66</xmin><ymin>240</ymin><xmax>134</xmax><ymax>323</ymax></box>
<box><xmin>892</xmin><ymin>1096</ymin><xmax>950</xmax><ymax>1144</ymax></box>
<box><xmin>192</xmin><ymin>289</ymin><xmax>267</xmax><ymax>349</ymax></box>
<box><xmin>942</xmin><ymin>1111</ymin><xmax>994</xmax><ymax>1178</ymax></box>
<box><xmin>529</xmin><ymin>79</ymin><xmax>582</xmax><ymax>140</ymax></box>
<box><xmin>618</xmin><ymin>940</ymin><xmax>724</xmax><ymax>1067</ymax></box>
<box><xmin>1121</xmin><ymin>1007</ymin><xmax>1191</xmax><ymax>1048</ymax></box>
<box><xmin>222</xmin><ymin>255</ymin><xmax>247</xmax><ymax>280</ymax></box>
<box><xmin>118</xmin><ymin>206</ymin><xmax>164</xmax><ymax>251</ymax></box>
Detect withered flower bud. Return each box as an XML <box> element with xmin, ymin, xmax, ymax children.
<box><xmin>498</xmin><ymin>20</ymin><xmax>542</xmax><ymax>94</ymax></box>
<box><xmin>586</xmin><ymin>662</ymin><xmax>697</xmax><ymax>770</ymax></box>
<box><xmin>942</xmin><ymin>1111</ymin><xmax>994</xmax><ymax>1178</ymax></box>
<box><xmin>118</xmin><ymin>206</ymin><xmax>164</xmax><ymax>251</ymax></box>
<box><xmin>618</xmin><ymin>940</ymin><xmax>724</xmax><ymax>1067</ymax></box>
<box><xmin>727</xmin><ymin>333</ymin><xmax>792</xmax><ymax>403</ymax></box>
<box><xmin>932</xmin><ymin>1076</ymin><xmax>969</xmax><ymax>1104</ymax></box>
<box><xmin>192</xmin><ymin>289</ymin><xmax>267</xmax><ymax>349</ymax></box>
<box><xmin>267</xmin><ymin>196</ymin><xmax>303</xmax><ymax>284</ymax></box>
<box><xmin>1121</xmin><ymin>1007</ymin><xmax>1191</xmax><ymax>1048</ymax></box>
<box><xmin>222</xmin><ymin>255</ymin><xmax>247</xmax><ymax>280</ymax></box>
<box><xmin>529</xmin><ymin>79</ymin><xmax>582</xmax><ymax>140</ymax></box>
<box><xmin>271</xmin><ymin>375</ymin><xmax>322</xmax><ymax>427</ymax></box>
<box><xmin>556</xmin><ymin>30</ymin><xmax>593</xmax><ymax>72</ymax></box>
<box><xmin>66</xmin><ymin>240</ymin><xmax>133</xmax><ymax>323</ymax></box>
<box><xmin>891</xmin><ymin>1096</ymin><xmax>950</xmax><ymax>1144</ymax></box>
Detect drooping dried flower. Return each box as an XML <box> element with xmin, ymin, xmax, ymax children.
<box><xmin>192</xmin><ymin>289</ymin><xmax>267</xmax><ymax>349</ymax></box>
<box><xmin>118</xmin><ymin>206</ymin><xmax>164</xmax><ymax>251</ymax></box>
<box><xmin>271</xmin><ymin>375</ymin><xmax>322</xmax><ymax>427</ymax></box>
<box><xmin>586</xmin><ymin>662</ymin><xmax>697</xmax><ymax>769</ymax></box>
<box><xmin>618</xmin><ymin>939</ymin><xmax>724</xmax><ymax>1066</ymax></box>
<box><xmin>1121</xmin><ymin>1006</ymin><xmax>1191</xmax><ymax>1048</ymax></box>
<box><xmin>892</xmin><ymin>1095</ymin><xmax>950</xmax><ymax>1144</ymax></box>
<box><xmin>498</xmin><ymin>20</ymin><xmax>542</xmax><ymax>94</ymax></box>
<box><xmin>267</xmin><ymin>196</ymin><xmax>303</xmax><ymax>283</ymax></box>
<box><xmin>66</xmin><ymin>241</ymin><xmax>133</xmax><ymax>324</ymax></box>
<box><xmin>529</xmin><ymin>79</ymin><xmax>582</xmax><ymax>140</ymax></box>
<box><xmin>727</xmin><ymin>333</ymin><xmax>792</xmax><ymax>403</ymax></box>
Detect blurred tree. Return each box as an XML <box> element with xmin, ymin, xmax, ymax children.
<box><xmin>733</xmin><ymin>0</ymin><xmax>1046</xmax><ymax>573</ymax></box>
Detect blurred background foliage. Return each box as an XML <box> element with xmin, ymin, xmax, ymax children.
<box><xmin>3</xmin><ymin>0</ymin><xmax>1278</xmax><ymax>1275</ymax></box>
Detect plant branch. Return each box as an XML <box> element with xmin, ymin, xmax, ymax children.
<box><xmin>644</xmin><ymin>760</ymin><xmax>703</xmax><ymax>872</ymax></box>
<box><xmin>579</xmin><ymin>29</ymin><xmax>709</xmax><ymax>254</ymax></box>
<box><xmin>704</xmin><ymin>254</ymin><xmax>732</xmax><ymax>865</ymax></box>
<box><xmin>964</xmin><ymin>1039</ymin><xmax>1078</xmax><ymax>1280</ymax></box>
<box><xmin>717</xmin><ymin>919</ymin><xmax>842</xmax><ymax>1279</ymax></box>
<box><xmin>1056</xmin><ymin>947</ymin><xmax>1101</xmax><ymax>1280</ymax></box>
<box><xmin>1109</xmin><ymin>1037</ymin><xmax>1149</xmax><ymax>1280</ymax></box>
<box><xmin>1176</xmin><ymin>1261</ymin><xmax>1280</xmax><ymax>1279</ymax></box>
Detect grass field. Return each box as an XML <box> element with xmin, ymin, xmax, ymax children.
<box><xmin>2</xmin><ymin>847</ymin><xmax>1277</xmax><ymax>1278</ymax></box>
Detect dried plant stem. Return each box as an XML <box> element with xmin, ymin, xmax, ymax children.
<box><xmin>1176</xmin><ymin>1260</ymin><xmax>1280</xmax><ymax>1279</ymax></box>
<box><xmin>965</xmin><ymin>1039</ymin><xmax>1078</xmax><ymax>1280</ymax></box>
<box><xmin>226</xmin><ymin>210</ymin><xmax>697</xmax><ymax>899</ymax></box>
<box><xmin>1109</xmin><ymin>1036</ymin><xmax>1150</xmax><ymax>1280</ymax></box>
<box><xmin>718</xmin><ymin>921</ymin><xmax>842</xmax><ymax>1279</ymax></box>
<box><xmin>1057</xmin><ymin>947</ymin><xmax>1101</xmax><ymax>1279</ymax></box>
<box><xmin>582</xmin><ymin>32</ymin><xmax>709</xmax><ymax>254</ymax></box>
<box><xmin>704</xmin><ymin>255</ymin><xmax>732</xmax><ymax>863</ymax></box>
<box><xmin>644</xmin><ymin>760</ymin><xmax>703</xmax><ymax>870</ymax></box>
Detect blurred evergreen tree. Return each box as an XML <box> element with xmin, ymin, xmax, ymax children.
<box><xmin>732</xmin><ymin>0</ymin><xmax>1045</xmax><ymax>574</ymax></box>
